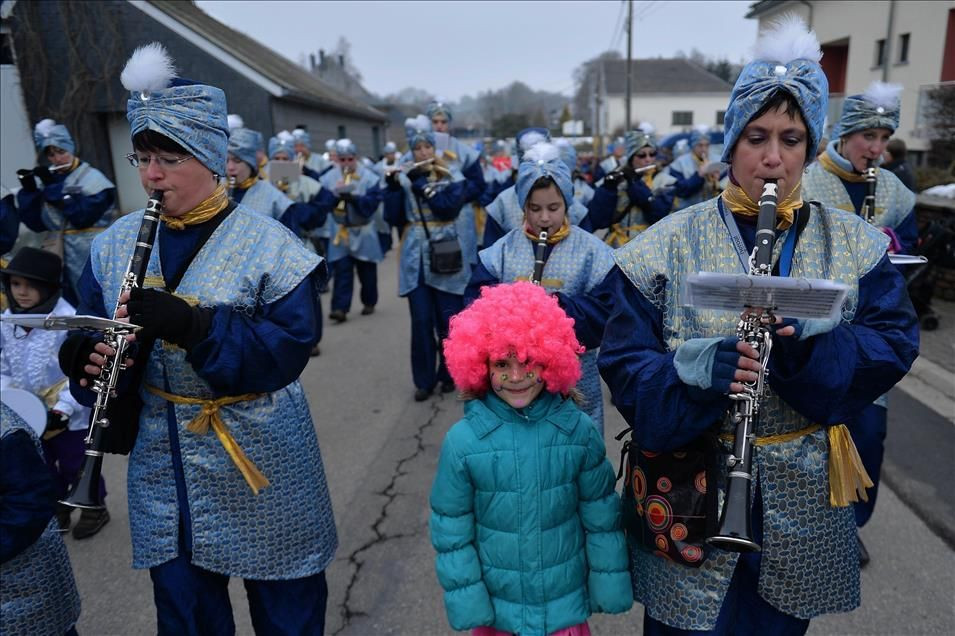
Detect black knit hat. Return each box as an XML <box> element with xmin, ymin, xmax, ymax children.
<box><xmin>0</xmin><ymin>247</ymin><xmax>62</xmax><ymax>287</ymax></box>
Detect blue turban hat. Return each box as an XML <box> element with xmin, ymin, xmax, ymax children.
<box><xmin>228</xmin><ymin>128</ymin><xmax>262</xmax><ymax>170</ymax></box>
<box><xmin>404</xmin><ymin>115</ymin><xmax>435</xmax><ymax>148</ymax></box>
<box><xmin>335</xmin><ymin>138</ymin><xmax>357</xmax><ymax>157</ymax></box>
<box><xmin>33</xmin><ymin>120</ymin><xmax>75</xmax><ymax>155</ymax></box>
<box><xmin>624</xmin><ymin>129</ymin><xmax>656</xmax><ymax>161</ymax></box>
<box><xmin>516</xmin><ymin>143</ymin><xmax>574</xmax><ymax>211</ymax></box>
<box><xmin>721</xmin><ymin>16</ymin><xmax>828</xmax><ymax>163</ymax></box>
<box><xmin>268</xmin><ymin>131</ymin><xmax>297</xmax><ymax>160</ymax></box>
<box><xmin>383</xmin><ymin>141</ymin><xmax>397</xmax><ymax>154</ymax></box>
<box><xmin>292</xmin><ymin>128</ymin><xmax>312</xmax><ymax>150</ymax></box>
<box><xmin>426</xmin><ymin>100</ymin><xmax>453</xmax><ymax>122</ymax></box>
<box><xmin>832</xmin><ymin>81</ymin><xmax>902</xmax><ymax>138</ymax></box>
<box><xmin>555</xmin><ymin>139</ymin><xmax>577</xmax><ymax>174</ymax></box>
<box><xmin>515</xmin><ymin>127</ymin><xmax>551</xmax><ymax>161</ymax></box>
<box><xmin>122</xmin><ymin>43</ymin><xmax>230</xmax><ymax>176</ymax></box>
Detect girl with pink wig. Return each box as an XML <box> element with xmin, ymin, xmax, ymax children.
<box><xmin>430</xmin><ymin>282</ymin><xmax>632</xmax><ymax>635</ymax></box>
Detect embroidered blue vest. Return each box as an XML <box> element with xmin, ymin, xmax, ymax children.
<box><xmin>320</xmin><ymin>165</ymin><xmax>384</xmax><ymax>263</ymax></box>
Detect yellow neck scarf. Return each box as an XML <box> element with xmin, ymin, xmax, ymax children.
<box><xmin>161</xmin><ymin>182</ymin><xmax>229</xmax><ymax>230</ymax></box>
<box><xmin>235</xmin><ymin>174</ymin><xmax>258</xmax><ymax>191</ymax></box>
<box><xmin>257</xmin><ymin>157</ymin><xmax>268</xmax><ymax>180</ymax></box>
<box><xmin>720</xmin><ymin>180</ymin><xmax>802</xmax><ymax>230</ymax></box>
<box><xmin>63</xmin><ymin>157</ymin><xmax>80</xmax><ymax>174</ymax></box>
<box><xmin>523</xmin><ymin>217</ymin><xmax>571</xmax><ymax>244</ymax></box>
<box><xmin>818</xmin><ymin>151</ymin><xmax>866</xmax><ymax>183</ymax></box>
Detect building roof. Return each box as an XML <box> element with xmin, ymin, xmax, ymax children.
<box><xmin>143</xmin><ymin>0</ymin><xmax>386</xmax><ymax>122</ymax></box>
<box><xmin>745</xmin><ymin>0</ymin><xmax>795</xmax><ymax>19</ymax></box>
<box><xmin>600</xmin><ymin>58</ymin><xmax>734</xmax><ymax>95</ymax></box>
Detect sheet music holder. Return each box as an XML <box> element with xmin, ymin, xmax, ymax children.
<box><xmin>0</xmin><ymin>314</ymin><xmax>141</xmax><ymax>333</ymax></box>
<box><xmin>888</xmin><ymin>254</ymin><xmax>928</xmax><ymax>265</ymax></box>
<box><xmin>433</xmin><ymin>132</ymin><xmax>451</xmax><ymax>157</ymax></box>
<box><xmin>683</xmin><ymin>272</ymin><xmax>849</xmax><ymax>321</ymax></box>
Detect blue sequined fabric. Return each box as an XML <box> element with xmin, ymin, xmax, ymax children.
<box><xmin>833</xmin><ymin>93</ymin><xmax>900</xmax><ymax>137</ymax></box>
<box><xmin>33</xmin><ymin>122</ymin><xmax>74</xmax><ymax>154</ymax></box>
<box><xmin>91</xmin><ymin>206</ymin><xmax>338</xmax><ymax>579</ymax></box>
<box><xmin>613</xmin><ymin>197</ymin><xmax>888</xmax><ymax>628</ymax></box>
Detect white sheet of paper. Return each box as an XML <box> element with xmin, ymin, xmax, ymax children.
<box><xmin>433</xmin><ymin>132</ymin><xmax>451</xmax><ymax>157</ymax></box>
<box><xmin>682</xmin><ymin>272</ymin><xmax>849</xmax><ymax>320</ymax></box>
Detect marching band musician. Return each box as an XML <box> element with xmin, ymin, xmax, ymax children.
<box><xmin>802</xmin><ymin>81</ymin><xmax>917</xmax><ymax>564</ymax></box>
<box><xmin>62</xmin><ymin>43</ymin><xmax>336</xmax><ymax>634</ymax></box>
<box><xmin>667</xmin><ymin>125</ymin><xmax>728</xmax><ymax>212</ymax></box>
<box><xmin>226</xmin><ymin>127</ymin><xmax>321</xmax><ymax>239</ymax></box>
<box><xmin>383</xmin><ymin>115</ymin><xmax>470</xmax><ymax>402</ymax></box>
<box><xmin>588</xmin><ymin>127</ymin><xmax>676</xmax><ymax>247</ymax></box>
<box><xmin>464</xmin><ymin>142</ymin><xmax>615</xmax><ymax>434</ymax></box>
<box><xmin>593</xmin><ymin>138</ymin><xmax>625</xmax><ymax>183</ymax></box>
<box><xmin>316</xmin><ymin>139</ymin><xmax>384</xmax><ymax>323</ymax></box>
<box><xmin>555</xmin><ymin>138</ymin><xmax>595</xmax><ymax>206</ymax></box>
<box><xmin>595</xmin><ymin>17</ymin><xmax>917</xmax><ymax>634</ymax></box>
<box><xmin>292</xmin><ymin>127</ymin><xmax>329</xmax><ymax>180</ymax></box>
<box><xmin>16</xmin><ymin>119</ymin><xmax>117</xmax><ymax>306</ymax></box>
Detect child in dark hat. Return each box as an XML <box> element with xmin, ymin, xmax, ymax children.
<box><xmin>1</xmin><ymin>247</ymin><xmax>109</xmax><ymax>539</ymax></box>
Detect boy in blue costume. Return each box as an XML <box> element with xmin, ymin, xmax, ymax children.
<box><xmin>60</xmin><ymin>43</ymin><xmax>336</xmax><ymax>635</ymax></box>
<box><xmin>596</xmin><ymin>17</ymin><xmax>918</xmax><ymax>634</ymax></box>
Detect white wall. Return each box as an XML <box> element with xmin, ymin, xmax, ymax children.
<box><xmin>756</xmin><ymin>0</ymin><xmax>955</xmax><ymax>152</ymax></box>
<box><xmin>605</xmin><ymin>93</ymin><xmax>731</xmax><ymax>136</ymax></box>
<box><xmin>107</xmin><ymin>114</ymin><xmax>147</xmax><ymax>214</ymax></box>
<box><xmin>0</xmin><ymin>58</ymin><xmax>35</xmax><ymax>193</ymax></box>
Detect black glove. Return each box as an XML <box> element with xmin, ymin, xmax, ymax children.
<box><xmin>59</xmin><ymin>333</ymin><xmax>102</xmax><ymax>385</ymax></box>
<box><xmin>45</xmin><ymin>410</ymin><xmax>70</xmax><ymax>434</ymax></box>
<box><xmin>17</xmin><ymin>169</ymin><xmax>38</xmax><ymax>193</ymax></box>
<box><xmin>620</xmin><ymin>165</ymin><xmax>638</xmax><ymax>184</ymax></box>
<box><xmin>126</xmin><ymin>288</ymin><xmax>212</xmax><ymax>350</ymax></box>
<box><xmin>34</xmin><ymin>165</ymin><xmax>56</xmax><ymax>186</ymax></box>
<box><xmin>385</xmin><ymin>170</ymin><xmax>400</xmax><ymax>189</ymax></box>
<box><xmin>602</xmin><ymin>170</ymin><xmax>624</xmax><ymax>190</ymax></box>
<box><xmin>711</xmin><ymin>337</ymin><xmax>743</xmax><ymax>395</ymax></box>
<box><xmin>410</xmin><ymin>176</ymin><xmax>431</xmax><ymax>198</ymax></box>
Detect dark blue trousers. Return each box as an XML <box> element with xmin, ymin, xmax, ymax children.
<box><xmin>406</xmin><ymin>281</ymin><xmax>463</xmax><ymax>391</ymax></box>
<box><xmin>149</xmin><ymin>543</ymin><xmax>328</xmax><ymax>635</ymax></box>
<box><xmin>331</xmin><ymin>256</ymin><xmax>378</xmax><ymax>313</ymax></box>
<box><xmin>847</xmin><ymin>403</ymin><xmax>887</xmax><ymax>527</ymax></box>
<box><xmin>643</xmin><ymin>488</ymin><xmax>810</xmax><ymax>636</ymax></box>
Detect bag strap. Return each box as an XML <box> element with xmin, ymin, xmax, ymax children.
<box><xmin>411</xmin><ymin>191</ymin><xmax>433</xmax><ymax>241</ymax></box>
<box><xmin>771</xmin><ymin>202</ymin><xmax>811</xmax><ymax>277</ymax></box>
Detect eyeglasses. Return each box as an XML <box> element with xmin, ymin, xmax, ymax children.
<box><xmin>126</xmin><ymin>153</ymin><xmax>194</xmax><ymax>170</ymax></box>
<box><xmin>635</xmin><ymin>151</ymin><xmax>657</xmax><ymax>159</ymax></box>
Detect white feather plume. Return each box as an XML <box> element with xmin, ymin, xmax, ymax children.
<box><xmin>292</xmin><ymin>128</ymin><xmax>308</xmax><ymax>139</ymax></box>
<box><xmin>121</xmin><ymin>42</ymin><xmax>177</xmax><ymax>93</ymax></box>
<box><xmin>34</xmin><ymin>118</ymin><xmax>57</xmax><ymax>136</ymax></box>
<box><xmin>337</xmin><ymin>138</ymin><xmax>353</xmax><ymax>147</ymax></box>
<box><xmin>523</xmin><ymin>142</ymin><xmax>561</xmax><ymax>164</ymax></box>
<box><xmin>638</xmin><ymin>121</ymin><xmax>655</xmax><ymax>135</ymax></box>
<box><xmin>227</xmin><ymin>114</ymin><xmax>244</xmax><ymax>130</ymax></box>
<box><xmin>276</xmin><ymin>130</ymin><xmax>295</xmax><ymax>144</ymax></box>
<box><xmin>404</xmin><ymin>114</ymin><xmax>431</xmax><ymax>132</ymax></box>
<box><xmin>753</xmin><ymin>14</ymin><xmax>821</xmax><ymax>64</ymax></box>
<box><xmin>693</xmin><ymin>124</ymin><xmax>710</xmax><ymax>135</ymax></box>
<box><xmin>554</xmin><ymin>137</ymin><xmax>572</xmax><ymax>149</ymax></box>
<box><xmin>862</xmin><ymin>81</ymin><xmax>903</xmax><ymax>108</ymax></box>
<box><xmin>519</xmin><ymin>131</ymin><xmax>547</xmax><ymax>152</ymax></box>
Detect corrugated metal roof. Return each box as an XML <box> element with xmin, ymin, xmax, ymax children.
<box><xmin>745</xmin><ymin>0</ymin><xmax>792</xmax><ymax>19</ymax></box>
<box><xmin>601</xmin><ymin>58</ymin><xmax>734</xmax><ymax>95</ymax></box>
<box><xmin>146</xmin><ymin>0</ymin><xmax>386</xmax><ymax>122</ymax></box>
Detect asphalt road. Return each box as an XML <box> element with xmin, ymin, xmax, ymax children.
<box><xmin>66</xmin><ymin>255</ymin><xmax>955</xmax><ymax>635</ymax></box>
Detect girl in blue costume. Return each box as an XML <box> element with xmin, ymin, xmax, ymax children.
<box><xmin>315</xmin><ymin>138</ymin><xmax>384</xmax><ymax>323</ymax></box>
<box><xmin>802</xmin><ymin>80</ymin><xmax>918</xmax><ymax>560</ymax></box>
<box><xmin>465</xmin><ymin>143</ymin><xmax>615</xmax><ymax>434</ymax></box>
<box><xmin>666</xmin><ymin>125</ymin><xmax>728</xmax><ymax>213</ymax></box>
<box><xmin>383</xmin><ymin>116</ymin><xmax>470</xmax><ymax>402</ymax></box>
<box><xmin>16</xmin><ymin>119</ymin><xmax>117</xmax><ymax>306</ymax></box>
<box><xmin>596</xmin><ymin>17</ymin><xmax>918</xmax><ymax>635</ymax></box>
<box><xmin>431</xmin><ymin>281</ymin><xmax>631</xmax><ymax>636</ymax></box>
<box><xmin>61</xmin><ymin>43</ymin><xmax>336</xmax><ymax>635</ymax></box>
<box><xmin>586</xmin><ymin>127</ymin><xmax>676</xmax><ymax>247</ymax></box>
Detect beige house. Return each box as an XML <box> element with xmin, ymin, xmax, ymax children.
<box><xmin>747</xmin><ymin>0</ymin><xmax>955</xmax><ymax>164</ymax></box>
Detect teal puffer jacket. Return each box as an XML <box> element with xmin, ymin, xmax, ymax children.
<box><xmin>430</xmin><ymin>391</ymin><xmax>632</xmax><ymax>635</ymax></box>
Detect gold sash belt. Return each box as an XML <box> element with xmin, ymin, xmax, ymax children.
<box><xmin>145</xmin><ymin>385</ymin><xmax>270</xmax><ymax>494</ymax></box>
<box><xmin>605</xmin><ymin>223</ymin><xmax>647</xmax><ymax>246</ymax></box>
<box><xmin>720</xmin><ymin>422</ymin><xmax>872</xmax><ymax>508</ymax></box>
<box><xmin>63</xmin><ymin>226</ymin><xmax>106</xmax><ymax>235</ymax></box>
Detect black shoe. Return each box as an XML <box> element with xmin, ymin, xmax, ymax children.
<box><xmin>414</xmin><ymin>388</ymin><xmax>432</xmax><ymax>402</ymax></box>
<box><xmin>361</xmin><ymin>305</ymin><xmax>375</xmax><ymax>316</ymax></box>
<box><xmin>329</xmin><ymin>310</ymin><xmax>347</xmax><ymax>323</ymax></box>
<box><xmin>56</xmin><ymin>504</ymin><xmax>73</xmax><ymax>533</ymax></box>
<box><xmin>310</xmin><ymin>344</ymin><xmax>321</xmax><ymax>357</ymax></box>
<box><xmin>440</xmin><ymin>381</ymin><xmax>456</xmax><ymax>394</ymax></box>
<box><xmin>72</xmin><ymin>508</ymin><xmax>109</xmax><ymax>540</ymax></box>
<box><xmin>858</xmin><ymin>534</ymin><xmax>870</xmax><ymax>568</ymax></box>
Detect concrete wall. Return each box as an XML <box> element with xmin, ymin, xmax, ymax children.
<box><xmin>605</xmin><ymin>93</ymin><xmax>731</xmax><ymax>136</ymax></box>
<box><xmin>755</xmin><ymin>0</ymin><xmax>955</xmax><ymax>153</ymax></box>
<box><xmin>271</xmin><ymin>99</ymin><xmax>384</xmax><ymax>158</ymax></box>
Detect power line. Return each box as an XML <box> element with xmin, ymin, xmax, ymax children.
<box><xmin>606</xmin><ymin>0</ymin><xmax>626</xmax><ymax>52</ymax></box>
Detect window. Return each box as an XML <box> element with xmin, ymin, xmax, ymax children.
<box><xmin>874</xmin><ymin>38</ymin><xmax>886</xmax><ymax>67</ymax></box>
<box><xmin>0</xmin><ymin>32</ymin><xmax>14</xmax><ymax>66</ymax></box>
<box><xmin>897</xmin><ymin>33</ymin><xmax>910</xmax><ymax>63</ymax></box>
<box><xmin>337</xmin><ymin>125</ymin><xmax>346</xmax><ymax>139</ymax></box>
<box><xmin>716</xmin><ymin>110</ymin><xmax>726</xmax><ymax>126</ymax></box>
<box><xmin>672</xmin><ymin>111</ymin><xmax>693</xmax><ymax>126</ymax></box>
<box><xmin>372</xmin><ymin>125</ymin><xmax>380</xmax><ymax>156</ymax></box>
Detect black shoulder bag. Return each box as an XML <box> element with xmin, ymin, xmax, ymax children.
<box><xmin>412</xmin><ymin>190</ymin><xmax>462</xmax><ymax>275</ymax></box>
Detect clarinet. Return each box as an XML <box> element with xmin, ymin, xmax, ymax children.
<box><xmin>228</xmin><ymin>175</ymin><xmax>236</xmax><ymax>200</ymax></box>
<box><xmin>861</xmin><ymin>159</ymin><xmax>877</xmax><ymax>223</ymax></box>
<box><xmin>532</xmin><ymin>231</ymin><xmax>549</xmax><ymax>285</ymax></box>
<box><xmin>706</xmin><ymin>180</ymin><xmax>778</xmax><ymax>553</ymax></box>
<box><xmin>60</xmin><ymin>191</ymin><xmax>163</xmax><ymax>510</ymax></box>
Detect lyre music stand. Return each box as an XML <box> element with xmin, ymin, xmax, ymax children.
<box><xmin>682</xmin><ymin>273</ymin><xmax>849</xmax><ymax>320</ymax></box>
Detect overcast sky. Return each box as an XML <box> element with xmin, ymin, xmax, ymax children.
<box><xmin>195</xmin><ymin>0</ymin><xmax>759</xmax><ymax>100</ymax></box>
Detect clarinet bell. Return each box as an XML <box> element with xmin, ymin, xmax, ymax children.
<box><xmin>60</xmin><ymin>453</ymin><xmax>106</xmax><ymax>510</ymax></box>
<box><xmin>707</xmin><ymin>475</ymin><xmax>760</xmax><ymax>552</ymax></box>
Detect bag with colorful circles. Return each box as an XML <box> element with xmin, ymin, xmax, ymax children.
<box><xmin>616</xmin><ymin>430</ymin><xmax>720</xmax><ymax>568</ymax></box>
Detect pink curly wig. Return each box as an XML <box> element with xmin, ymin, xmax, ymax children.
<box><xmin>443</xmin><ymin>281</ymin><xmax>584</xmax><ymax>395</ymax></box>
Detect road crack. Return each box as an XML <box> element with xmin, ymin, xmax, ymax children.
<box><xmin>333</xmin><ymin>397</ymin><xmax>444</xmax><ymax>634</ymax></box>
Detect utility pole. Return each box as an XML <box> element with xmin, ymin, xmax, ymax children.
<box><xmin>625</xmin><ymin>0</ymin><xmax>633</xmax><ymax>132</ymax></box>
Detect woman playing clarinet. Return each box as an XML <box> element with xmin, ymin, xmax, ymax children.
<box><xmin>596</xmin><ymin>16</ymin><xmax>918</xmax><ymax>634</ymax></box>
